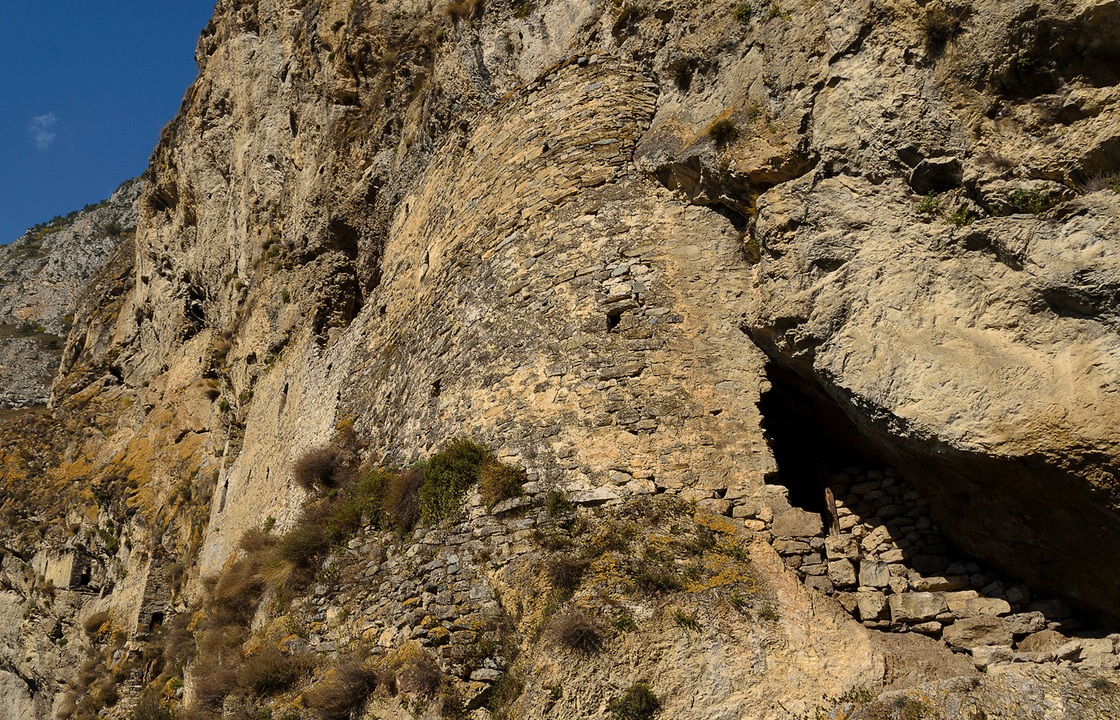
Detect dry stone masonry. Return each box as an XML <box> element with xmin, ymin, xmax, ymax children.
<box><xmin>753</xmin><ymin>465</ymin><xmax>1120</xmax><ymax>672</ymax></box>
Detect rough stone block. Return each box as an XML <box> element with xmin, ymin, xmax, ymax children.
<box><xmin>856</xmin><ymin>591</ymin><xmax>888</xmax><ymax>621</ymax></box>
<box><xmin>956</xmin><ymin>597</ymin><xmax>1012</xmax><ymax>618</ymax></box>
<box><xmin>731</xmin><ymin>503</ymin><xmax>756</xmax><ymax>518</ymax></box>
<box><xmin>971</xmin><ymin>645</ymin><xmax>1014</xmax><ymax>669</ymax></box>
<box><xmin>889</xmin><ymin>592</ymin><xmax>947</xmax><ymax>623</ymax></box>
<box><xmin>943</xmin><ymin>616</ymin><xmax>1013</xmax><ymax>650</ymax></box>
<box><xmin>804</xmin><ymin>575</ymin><xmax>835</xmax><ymax>594</ymax></box>
<box><xmin>570</xmin><ymin>488</ymin><xmax>618</xmax><ymax>505</ymax></box>
<box><xmin>828</xmin><ymin>559</ymin><xmax>857</xmax><ymax>587</ymax></box>
<box><xmin>860</xmin><ymin>525</ymin><xmax>892</xmax><ymax>552</ymax></box>
<box><xmin>698</xmin><ymin>498</ymin><xmax>732</xmax><ymax>516</ymax></box>
<box><xmin>1017</xmin><ymin>629</ymin><xmax>1067</xmax><ymax>654</ymax></box>
<box><xmin>825</xmin><ymin>535</ymin><xmax>858</xmax><ymax>560</ymax></box>
<box><xmin>774</xmin><ymin>539</ymin><xmax>811</xmax><ymax>555</ymax></box>
<box><xmin>772</xmin><ymin>508</ymin><xmax>824</xmax><ymax>538</ymax></box>
<box><xmin>911</xmin><ymin>621</ymin><xmax>943</xmax><ymax>636</ymax></box>
<box><xmin>910</xmin><ymin>575</ymin><xmax>969</xmax><ymax>592</ymax></box>
<box><xmin>1003</xmin><ymin>612</ymin><xmax>1047</xmax><ymax>637</ymax></box>
<box><xmin>858</xmin><ymin>560</ymin><xmax>890</xmax><ymax>589</ymax></box>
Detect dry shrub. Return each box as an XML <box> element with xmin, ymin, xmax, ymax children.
<box><xmin>446</xmin><ymin>0</ymin><xmax>484</xmax><ymax>21</ymax></box>
<box><xmin>193</xmin><ymin>666</ymin><xmax>238</xmax><ymax>711</ymax></box>
<box><xmin>82</xmin><ymin>611</ymin><xmax>110</xmax><ymax>637</ymax></box>
<box><xmin>196</xmin><ymin>625</ymin><xmax>246</xmax><ymax>665</ymax></box>
<box><xmin>548</xmin><ymin>554</ymin><xmax>590</xmax><ymax>598</ymax></box>
<box><xmin>276</xmin><ymin>514</ymin><xmax>330</xmax><ymax>569</ymax></box>
<box><xmin>305</xmin><ymin>662</ymin><xmax>379</xmax><ymax>720</ymax></box>
<box><xmin>239</xmin><ymin>644</ymin><xmax>308</xmax><ymax>696</ymax></box>
<box><xmin>293</xmin><ymin>445</ymin><xmax>352</xmax><ymax>492</ymax></box>
<box><xmin>547</xmin><ymin>609</ymin><xmax>604</xmax><ymax>653</ymax></box>
<box><xmin>383</xmin><ymin>468</ymin><xmax>424</xmax><ymax>531</ymax></box>
<box><xmin>164</xmin><ymin>612</ymin><xmax>196</xmax><ymax>671</ymax></box>
<box><xmin>239</xmin><ymin>528</ymin><xmax>278</xmax><ymax>554</ymax></box>
<box><xmin>394</xmin><ymin>646</ymin><xmax>444</xmax><ymax>697</ymax></box>
<box><xmin>479</xmin><ymin>460</ymin><xmax>525</xmax><ymax>509</ymax></box>
<box><xmin>206</xmin><ymin>557</ymin><xmax>264</xmax><ymax>625</ymax></box>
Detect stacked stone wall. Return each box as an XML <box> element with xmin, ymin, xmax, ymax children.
<box><xmin>751</xmin><ymin>465</ymin><xmax>1120</xmax><ymax>670</ymax></box>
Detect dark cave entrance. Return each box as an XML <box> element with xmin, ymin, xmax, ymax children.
<box><xmin>758</xmin><ymin>363</ymin><xmax>875</xmax><ymax>523</ymax></box>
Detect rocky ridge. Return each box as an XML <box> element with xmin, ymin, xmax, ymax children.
<box><xmin>1</xmin><ymin>0</ymin><xmax>1120</xmax><ymax>719</ymax></box>
<box><xmin>0</xmin><ymin>180</ymin><xmax>140</xmax><ymax>408</ymax></box>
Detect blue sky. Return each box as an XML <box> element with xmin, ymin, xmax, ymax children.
<box><xmin>0</xmin><ymin>2</ymin><xmax>217</xmax><ymax>242</ymax></box>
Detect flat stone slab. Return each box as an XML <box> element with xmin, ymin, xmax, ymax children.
<box><xmin>772</xmin><ymin>508</ymin><xmax>824</xmax><ymax>538</ymax></box>
<box><xmin>944</xmin><ymin>616</ymin><xmax>1013</xmax><ymax>650</ymax></box>
<box><xmin>889</xmin><ymin>592</ymin><xmax>947</xmax><ymax>623</ymax></box>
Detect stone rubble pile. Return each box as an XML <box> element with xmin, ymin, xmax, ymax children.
<box><xmin>752</xmin><ymin>466</ymin><xmax>1120</xmax><ymax>671</ymax></box>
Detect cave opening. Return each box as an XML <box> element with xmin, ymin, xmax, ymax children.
<box><xmin>758</xmin><ymin>362</ymin><xmax>875</xmax><ymax>522</ymax></box>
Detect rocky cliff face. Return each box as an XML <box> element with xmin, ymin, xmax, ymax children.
<box><xmin>3</xmin><ymin>1</ymin><xmax>1120</xmax><ymax>719</ymax></box>
<box><xmin>0</xmin><ymin>180</ymin><xmax>140</xmax><ymax>408</ymax></box>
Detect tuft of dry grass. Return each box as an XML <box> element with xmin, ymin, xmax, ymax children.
<box><xmin>547</xmin><ymin>609</ymin><xmax>604</xmax><ymax>653</ymax></box>
<box><xmin>305</xmin><ymin>661</ymin><xmax>379</xmax><ymax>720</ymax></box>
<box><xmin>238</xmin><ymin>644</ymin><xmax>308</xmax><ymax>696</ymax></box>
<box><xmin>446</xmin><ymin>0</ymin><xmax>485</xmax><ymax>21</ymax></box>
<box><xmin>293</xmin><ymin>445</ymin><xmax>353</xmax><ymax>492</ymax></box>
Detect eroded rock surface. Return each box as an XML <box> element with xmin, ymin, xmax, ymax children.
<box><xmin>1</xmin><ymin>0</ymin><xmax>1119</xmax><ymax>718</ymax></box>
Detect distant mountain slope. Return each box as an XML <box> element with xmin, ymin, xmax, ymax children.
<box><xmin>0</xmin><ymin>179</ymin><xmax>140</xmax><ymax>407</ymax></box>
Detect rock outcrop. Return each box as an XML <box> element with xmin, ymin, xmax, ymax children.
<box><xmin>2</xmin><ymin>0</ymin><xmax>1120</xmax><ymax>719</ymax></box>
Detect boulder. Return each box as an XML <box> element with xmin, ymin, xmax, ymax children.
<box><xmin>828</xmin><ymin>559</ymin><xmax>857</xmax><ymax>588</ymax></box>
<box><xmin>855</xmin><ymin>591</ymin><xmax>888</xmax><ymax>621</ymax></box>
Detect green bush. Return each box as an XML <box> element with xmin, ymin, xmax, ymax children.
<box><xmin>672</xmin><ymin>609</ymin><xmax>701</xmax><ymax>631</ymax></box>
<box><xmin>545</xmin><ymin>489</ymin><xmax>573</xmax><ymax>517</ymax></box>
<box><xmin>608</xmin><ymin>682</ymin><xmax>661</xmax><ymax>720</ymax></box>
<box><xmin>946</xmin><ymin>207</ymin><xmax>976</xmax><ymax>226</ymax></box>
<box><xmin>1006</xmin><ymin>188</ymin><xmax>1046</xmax><ymax>214</ymax></box>
<box><xmin>917</xmin><ymin>193</ymin><xmax>940</xmax><ymax>215</ymax></box>
<box><xmin>418</xmin><ymin>438</ymin><xmax>491</xmax><ymax>523</ymax></box>
<box><xmin>733</xmin><ymin>3</ymin><xmax>752</xmax><ymax>23</ymax></box>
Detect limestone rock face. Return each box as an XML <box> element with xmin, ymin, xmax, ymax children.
<box><xmin>2</xmin><ymin>0</ymin><xmax>1120</xmax><ymax>718</ymax></box>
<box><xmin>739</xmin><ymin>1</ymin><xmax>1120</xmax><ymax>620</ymax></box>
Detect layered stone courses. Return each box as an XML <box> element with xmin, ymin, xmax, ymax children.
<box><xmin>753</xmin><ymin>465</ymin><xmax>1120</xmax><ymax>672</ymax></box>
